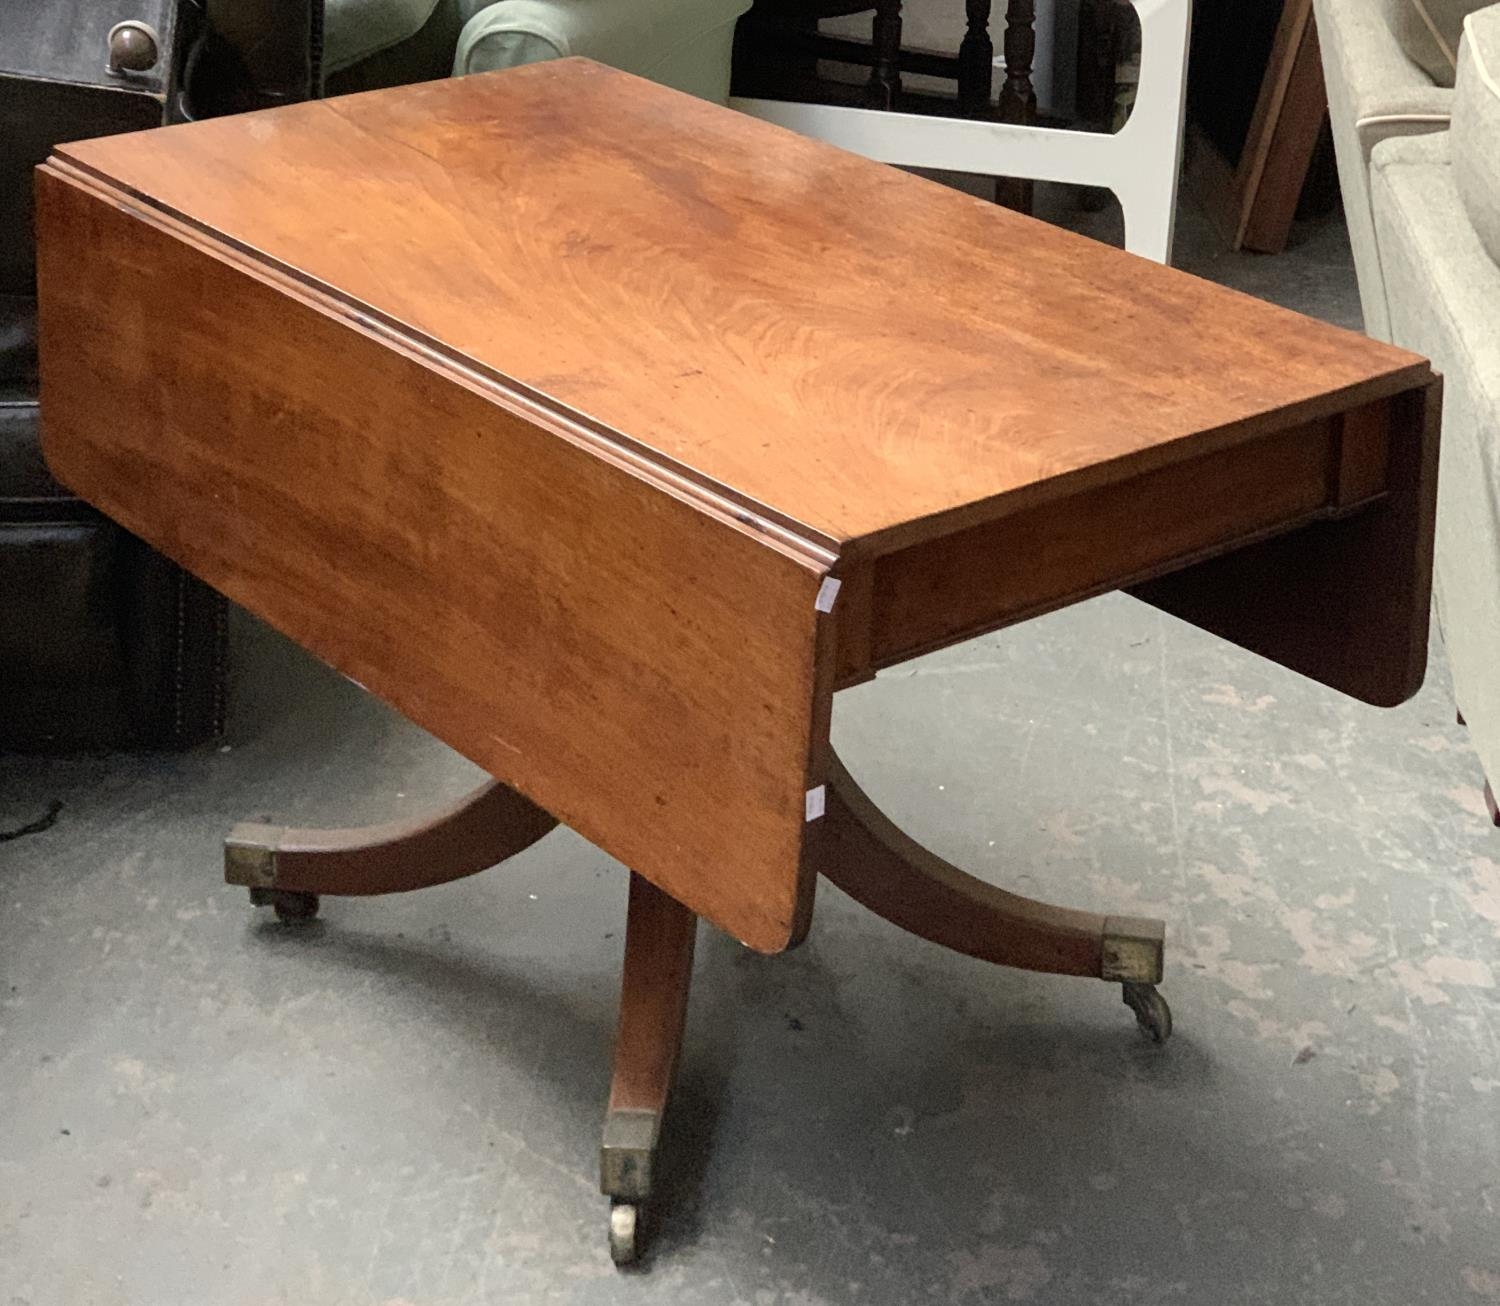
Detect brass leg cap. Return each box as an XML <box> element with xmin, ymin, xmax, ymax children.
<box><xmin>600</xmin><ymin>1109</ymin><xmax>659</xmax><ymax>1203</ymax></box>
<box><xmin>1102</xmin><ymin>915</ymin><xmax>1165</xmax><ymax>984</ymax></box>
<box><xmin>224</xmin><ymin>824</ymin><xmax>284</xmax><ymax>888</ymax></box>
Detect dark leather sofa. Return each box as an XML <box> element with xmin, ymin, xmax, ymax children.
<box><xmin>1</xmin><ymin>0</ymin><xmax>321</xmax><ymax>750</ymax></box>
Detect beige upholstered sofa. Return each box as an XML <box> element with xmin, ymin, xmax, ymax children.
<box><xmin>1317</xmin><ymin>0</ymin><xmax>1500</xmax><ymax>823</ymax></box>
<box><xmin>1313</xmin><ymin>0</ymin><xmax>1479</xmax><ymax>341</ymax></box>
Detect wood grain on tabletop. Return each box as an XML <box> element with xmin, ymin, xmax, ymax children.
<box><xmin>35</xmin><ymin>166</ymin><xmax>831</xmax><ymax>953</ymax></box>
<box><xmin>50</xmin><ymin>57</ymin><xmax>1432</xmax><ymax>555</ymax></box>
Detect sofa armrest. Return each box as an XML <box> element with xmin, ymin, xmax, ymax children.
<box><xmin>1371</xmin><ymin>131</ymin><xmax>1500</xmax><ymax>794</ymax></box>
<box><xmin>1318</xmin><ymin>0</ymin><xmax>1453</xmax><ymax>157</ymax></box>
<box><xmin>1315</xmin><ymin>0</ymin><xmax>1453</xmax><ymax>339</ymax></box>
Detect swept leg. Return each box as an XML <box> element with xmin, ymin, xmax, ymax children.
<box><xmin>820</xmin><ymin>750</ymin><xmax>1169</xmax><ymax>1039</ymax></box>
<box><xmin>600</xmin><ymin>872</ymin><xmax>697</xmax><ymax>1265</ymax></box>
<box><xmin>868</xmin><ymin>0</ymin><xmax>903</xmax><ymax>109</ymax></box>
<box><xmin>224</xmin><ymin>780</ymin><xmax>557</xmax><ymax>916</ymax></box>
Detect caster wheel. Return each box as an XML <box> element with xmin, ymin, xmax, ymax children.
<box><xmin>608</xmin><ymin>1200</ymin><xmax>640</xmax><ymax>1266</ymax></box>
<box><xmin>248</xmin><ymin>886</ymin><xmax>320</xmax><ymax>923</ymax></box>
<box><xmin>1122</xmin><ymin>981</ymin><xmax>1172</xmax><ymax>1044</ymax></box>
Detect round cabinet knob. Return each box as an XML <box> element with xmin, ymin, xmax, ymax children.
<box><xmin>107</xmin><ymin>20</ymin><xmax>161</xmax><ymax>74</ymax></box>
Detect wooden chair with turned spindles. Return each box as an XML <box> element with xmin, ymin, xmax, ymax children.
<box><xmin>733</xmin><ymin>0</ymin><xmax>1193</xmax><ymax>262</ymax></box>
<box><xmin>733</xmin><ymin>0</ymin><xmax>1041</xmax><ymax>208</ymax></box>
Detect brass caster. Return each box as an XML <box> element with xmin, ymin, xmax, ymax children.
<box><xmin>608</xmin><ymin>1200</ymin><xmax>640</xmax><ymax>1266</ymax></box>
<box><xmin>248</xmin><ymin>886</ymin><xmax>320</xmax><ymax>923</ymax></box>
<box><xmin>1122</xmin><ymin>981</ymin><xmax>1172</xmax><ymax>1044</ymax></box>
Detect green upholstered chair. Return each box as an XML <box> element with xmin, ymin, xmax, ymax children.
<box><xmin>322</xmin><ymin>0</ymin><xmax>752</xmax><ymax>102</ymax></box>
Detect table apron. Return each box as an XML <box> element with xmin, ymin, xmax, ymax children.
<box><xmin>832</xmin><ymin>382</ymin><xmax>1438</xmax><ymax>711</ymax></box>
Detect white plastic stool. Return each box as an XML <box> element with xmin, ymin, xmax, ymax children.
<box><xmin>731</xmin><ymin>0</ymin><xmax>1192</xmax><ymax>264</ymax></box>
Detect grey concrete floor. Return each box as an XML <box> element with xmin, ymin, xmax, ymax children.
<box><xmin>4</xmin><ymin>190</ymin><xmax>1500</xmax><ymax>1306</ymax></box>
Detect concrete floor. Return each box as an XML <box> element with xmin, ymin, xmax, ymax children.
<box><xmin>4</xmin><ymin>191</ymin><xmax>1499</xmax><ymax>1306</ymax></box>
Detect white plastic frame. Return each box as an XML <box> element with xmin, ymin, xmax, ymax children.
<box><xmin>731</xmin><ymin>0</ymin><xmax>1193</xmax><ymax>264</ymax></box>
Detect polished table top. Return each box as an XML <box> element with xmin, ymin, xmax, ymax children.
<box><xmin>47</xmin><ymin>58</ymin><xmax>1429</xmax><ymax>555</ymax></box>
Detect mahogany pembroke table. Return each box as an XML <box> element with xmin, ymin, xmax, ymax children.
<box><xmin>35</xmin><ymin>60</ymin><xmax>1439</xmax><ymax>1265</ymax></box>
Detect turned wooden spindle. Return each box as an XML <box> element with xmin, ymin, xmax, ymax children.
<box><xmin>958</xmin><ymin>0</ymin><xmax>995</xmax><ymax>117</ymax></box>
<box><xmin>999</xmin><ymin>0</ymin><xmax>1038</xmax><ymax>122</ymax></box>
<box><xmin>868</xmin><ymin>0</ymin><xmax>903</xmax><ymax>109</ymax></box>
<box><xmin>996</xmin><ymin>0</ymin><xmax>1037</xmax><ymax>211</ymax></box>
